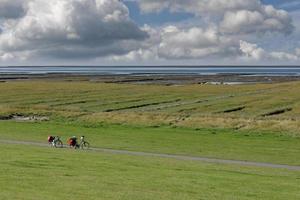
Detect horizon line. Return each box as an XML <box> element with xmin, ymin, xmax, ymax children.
<box><xmin>1</xmin><ymin>65</ymin><xmax>300</xmax><ymax>68</ymax></box>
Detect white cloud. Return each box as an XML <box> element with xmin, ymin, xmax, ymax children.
<box><xmin>240</xmin><ymin>40</ymin><xmax>299</xmax><ymax>61</ymax></box>
<box><xmin>125</xmin><ymin>0</ymin><xmax>297</xmax><ymax>63</ymax></box>
<box><xmin>135</xmin><ymin>0</ymin><xmax>261</xmax><ymax>15</ymax></box>
<box><xmin>0</xmin><ymin>0</ymin><xmax>148</xmax><ymax>60</ymax></box>
<box><xmin>110</xmin><ymin>48</ymin><xmax>157</xmax><ymax>62</ymax></box>
<box><xmin>110</xmin><ymin>25</ymin><xmax>239</xmax><ymax>61</ymax></box>
<box><xmin>0</xmin><ymin>0</ymin><xmax>298</xmax><ymax>64</ymax></box>
<box><xmin>157</xmin><ymin>26</ymin><xmax>238</xmax><ymax>59</ymax></box>
<box><xmin>135</xmin><ymin>0</ymin><xmax>293</xmax><ymax>35</ymax></box>
<box><xmin>221</xmin><ymin>6</ymin><xmax>293</xmax><ymax>34</ymax></box>
<box><xmin>0</xmin><ymin>52</ymin><xmax>14</xmax><ymax>61</ymax></box>
<box><xmin>239</xmin><ymin>40</ymin><xmax>266</xmax><ymax>60</ymax></box>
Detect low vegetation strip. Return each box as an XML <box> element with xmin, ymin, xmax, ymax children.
<box><xmin>222</xmin><ymin>106</ymin><xmax>246</xmax><ymax>113</ymax></box>
<box><xmin>1</xmin><ymin>139</ymin><xmax>300</xmax><ymax>171</ymax></box>
<box><xmin>261</xmin><ymin>108</ymin><xmax>293</xmax><ymax>117</ymax></box>
<box><xmin>103</xmin><ymin>99</ymin><xmax>181</xmax><ymax>112</ymax></box>
<box><xmin>152</xmin><ymin>88</ymin><xmax>274</xmax><ymax>113</ymax></box>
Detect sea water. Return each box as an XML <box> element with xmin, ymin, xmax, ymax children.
<box><xmin>0</xmin><ymin>66</ymin><xmax>300</xmax><ymax>76</ymax></box>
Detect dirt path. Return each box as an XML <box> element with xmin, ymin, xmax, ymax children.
<box><xmin>1</xmin><ymin>139</ymin><xmax>300</xmax><ymax>171</ymax></box>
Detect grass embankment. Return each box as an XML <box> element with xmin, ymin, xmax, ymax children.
<box><xmin>1</xmin><ymin>80</ymin><xmax>300</xmax><ymax>199</ymax></box>
<box><xmin>1</xmin><ymin>121</ymin><xmax>299</xmax><ymax>166</ymax></box>
<box><xmin>1</xmin><ymin>144</ymin><xmax>300</xmax><ymax>200</ymax></box>
<box><xmin>1</xmin><ymin>81</ymin><xmax>300</xmax><ymax>134</ymax></box>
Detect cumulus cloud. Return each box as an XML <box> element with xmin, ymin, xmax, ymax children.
<box><xmin>109</xmin><ymin>25</ymin><xmax>160</xmax><ymax>62</ymax></box>
<box><xmin>135</xmin><ymin>0</ymin><xmax>293</xmax><ymax>35</ymax></box>
<box><xmin>157</xmin><ymin>26</ymin><xmax>237</xmax><ymax>59</ymax></box>
<box><xmin>240</xmin><ymin>40</ymin><xmax>299</xmax><ymax>61</ymax></box>
<box><xmin>110</xmin><ymin>48</ymin><xmax>157</xmax><ymax>62</ymax></box>
<box><xmin>135</xmin><ymin>0</ymin><xmax>261</xmax><ymax>15</ymax></box>
<box><xmin>0</xmin><ymin>0</ymin><xmax>148</xmax><ymax>60</ymax></box>
<box><xmin>0</xmin><ymin>52</ymin><xmax>14</xmax><ymax>61</ymax></box>
<box><xmin>0</xmin><ymin>0</ymin><xmax>297</xmax><ymax>64</ymax></box>
<box><xmin>111</xmin><ymin>25</ymin><xmax>239</xmax><ymax>61</ymax></box>
<box><xmin>239</xmin><ymin>40</ymin><xmax>266</xmax><ymax>60</ymax></box>
<box><xmin>124</xmin><ymin>0</ymin><xmax>297</xmax><ymax>63</ymax></box>
<box><xmin>221</xmin><ymin>6</ymin><xmax>293</xmax><ymax>34</ymax></box>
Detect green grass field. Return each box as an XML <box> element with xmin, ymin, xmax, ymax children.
<box><xmin>1</xmin><ymin>144</ymin><xmax>300</xmax><ymax>200</ymax></box>
<box><xmin>1</xmin><ymin>80</ymin><xmax>300</xmax><ymax>199</ymax></box>
<box><xmin>0</xmin><ymin>121</ymin><xmax>300</xmax><ymax>166</ymax></box>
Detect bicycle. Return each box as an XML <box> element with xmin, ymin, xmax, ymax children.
<box><xmin>68</xmin><ymin>136</ymin><xmax>90</xmax><ymax>150</ymax></box>
<box><xmin>77</xmin><ymin>136</ymin><xmax>90</xmax><ymax>150</ymax></box>
<box><xmin>52</xmin><ymin>136</ymin><xmax>63</xmax><ymax>148</ymax></box>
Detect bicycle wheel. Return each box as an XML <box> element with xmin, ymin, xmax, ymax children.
<box><xmin>81</xmin><ymin>142</ymin><xmax>90</xmax><ymax>150</ymax></box>
<box><xmin>55</xmin><ymin>140</ymin><xmax>63</xmax><ymax>148</ymax></box>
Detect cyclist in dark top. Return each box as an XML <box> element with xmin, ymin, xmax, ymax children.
<box><xmin>68</xmin><ymin>136</ymin><xmax>77</xmax><ymax>148</ymax></box>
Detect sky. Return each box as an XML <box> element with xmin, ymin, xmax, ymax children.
<box><xmin>0</xmin><ymin>0</ymin><xmax>299</xmax><ymax>66</ymax></box>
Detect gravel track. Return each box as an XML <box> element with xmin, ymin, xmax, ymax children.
<box><xmin>1</xmin><ymin>139</ymin><xmax>300</xmax><ymax>171</ymax></box>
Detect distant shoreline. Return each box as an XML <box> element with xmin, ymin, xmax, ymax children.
<box><xmin>1</xmin><ymin>66</ymin><xmax>300</xmax><ymax>77</ymax></box>
<box><xmin>1</xmin><ymin>66</ymin><xmax>300</xmax><ymax>85</ymax></box>
<box><xmin>1</xmin><ymin>73</ymin><xmax>300</xmax><ymax>85</ymax></box>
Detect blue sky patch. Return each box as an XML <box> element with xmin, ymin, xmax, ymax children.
<box><xmin>262</xmin><ymin>0</ymin><xmax>300</xmax><ymax>11</ymax></box>
<box><xmin>125</xmin><ymin>1</ymin><xmax>194</xmax><ymax>26</ymax></box>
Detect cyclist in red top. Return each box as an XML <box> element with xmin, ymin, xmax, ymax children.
<box><xmin>68</xmin><ymin>136</ymin><xmax>77</xmax><ymax>148</ymax></box>
<box><xmin>48</xmin><ymin>136</ymin><xmax>55</xmax><ymax>144</ymax></box>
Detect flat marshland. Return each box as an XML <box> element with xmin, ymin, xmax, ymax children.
<box><xmin>1</xmin><ymin>80</ymin><xmax>300</xmax><ymax>134</ymax></box>
<box><xmin>1</xmin><ymin>79</ymin><xmax>300</xmax><ymax>199</ymax></box>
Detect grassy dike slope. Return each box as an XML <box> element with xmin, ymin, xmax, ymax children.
<box><xmin>0</xmin><ymin>121</ymin><xmax>300</xmax><ymax>166</ymax></box>
<box><xmin>1</xmin><ymin>144</ymin><xmax>300</xmax><ymax>200</ymax></box>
